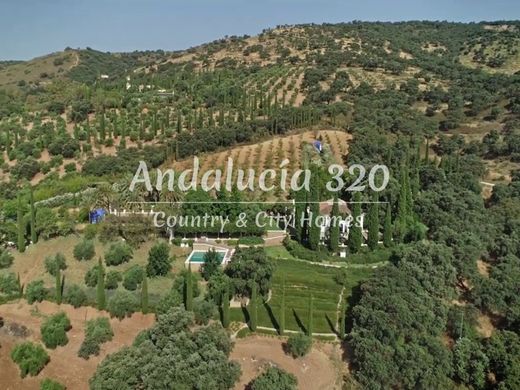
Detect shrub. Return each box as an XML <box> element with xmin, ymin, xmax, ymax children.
<box><xmin>44</xmin><ymin>253</ymin><xmax>67</xmax><ymax>276</ymax></box>
<box><xmin>156</xmin><ymin>288</ymin><xmax>183</xmax><ymax>315</ymax></box>
<box><xmin>250</xmin><ymin>367</ymin><xmax>297</xmax><ymax>390</ymax></box>
<box><xmin>238</xmin><ymin>236</ymin><xmax>265</xmax><ymax>246</ymax></box>
<box><xmin>193</xmin><ymin>300</ymin><xmax>217</xmax><ymax>325</ymax></box>
<box><xmin>146</xmin><ymin>241</ymin><xmax>171</xmax><ymax>277</ymax></box>
<box><xmin>11</xmin><ymin>342</ymin><xmax>49</xmax><ymax>378</ymax></box>
<box><xmin>105</xmin><ymin>242</ymin><xmax>133</xmax><ymax>266</ymax></box>
<box><xmin>40</xmin><ymin>378</ymin><xmax>66</xmax><ymax>390</ymax></box>
<box><xmin>123</xmin><ymin>265</ymin><xmax>144</xmax><ymax>291</ymax></box>
<box><xmin>0</xmin><ymin>249</ymin><xmax>14</xmax><ymax>269</ymax></box>
<box><xmin>73</xmin><ymin>240</ymin><xmax>95</xmax><ymax>261</ymax></box>
<box><xmin>26</xmin><ymin>280</ymin><xmax>48</xmax><ymax>304</ymax></box>
<box><xmin>85</xmin><ymin>264</ymin><xmax>102</xmax><ymax>287</ymax></box>
<box><xmin>83</xmin><ymin>224</ymin><xmax>98</xmax><ymax>240</ymax></box>
<box><xmin>78</xmin><ymin>317</ymin><xmax>113</xmax><ymax>359</ymax></box>
<box><xmin>0</xmin><ymin>272</ymin><xmax>20</xmax><ymax>296</ymax></box>
<box><xmin>64</xmin><ymin>284</ymin><xmax>88</xmax><ymax>308</ymax></box>
<box><xmin>286</xmin><ymin>333</ymin><xmax>312</xmax><ymax>358</ymax></box>
<box><xmin>41</xmin><ymin>312</ymin><xmax>71</xmax><ymax>349</ymax></box>
<box><xmin>108</xmin><ymin>290</ymin><xmax>137</xmax><ymax>319</ymax></box>
<box><xmin>105</xmin><ymin>270</ymin><xmax>122</xmax><ymax>290</ymax></box>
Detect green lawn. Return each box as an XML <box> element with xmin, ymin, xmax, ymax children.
<box><xmin>230</xmin><ymin>258</ymin><xmax>375</xmax><ymax>334</ymax></box>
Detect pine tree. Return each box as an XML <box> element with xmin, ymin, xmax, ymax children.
<box><xmin>141</xmin><ymin>276</ymin><xmax>149</xmax><ymax>314</ymax></box>
<box><xmin>367</xmin><ymin>192</ymin><xmax>379</xmax><ymax>250</ymax></box>
<box><xmin>29</xmin><ymin>186</ymin><xmax>37</xmax><ymax>244</ymax></box>
<box><xmin>185</xmin><ymin>264</ymin><xmax>193</xmax><ymax>311</ymax></box>
<box><xmin>249</xmin><ymin>282</ymin><xmax>257</xmax><ymax>332</ymax></box>
<box><xmin>17</xmin><ymin>194</ymin><xmax>25</xmax><ymax>253</ymax></box>
<box><xmin>383</xmin><ymin>203</ymin><xmax>393</xmax><ymax>248</ymax></box>
<box><xmin>307</xmin><ymin>293</ymin><xmax>314</xmax><ymax>336</ymax></box>
<box><xmin>222</xmin><ymin>287</ymin><xmax>230</xmax><ymax>328</ymax></box>
<box><xmin>96</xmin><ymin>258</ymin><xmax>106</xmax><ymax>310</ymax></box>
<box><xmin>55</xmin><ymin>268</ymin><xmax>62</xmax><ymax>304</ymax></box>
<box><xmin>329</xmin><ymin>195</ymin><xmax>340</xmax><ymax>253</ymax></box>
<box><xmin>348</xmin><ymin>192</ymin><xmax>362</xmax><ymax>253</ymax></box>
<box><xmin>279</xmin><ymin>274</ymin><xmax>286</xmax><ymax>335</ymax></box>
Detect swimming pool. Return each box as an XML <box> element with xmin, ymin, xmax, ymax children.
<box><xmin>186</xmin><ymin>249</ymin><xmax>227</xmax><ymax>264</ymax></box>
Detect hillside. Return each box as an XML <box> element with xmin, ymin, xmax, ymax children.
<box><xmin>1</xmin><ymin>20</ymin><xmax>520</xmax><ymax>390</ymax></box>
<box><xmin>1</xmin><ymin>22</ymin><xmax>519</xmax><ymax>187</ymax></box>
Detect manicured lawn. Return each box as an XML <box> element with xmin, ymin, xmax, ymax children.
<box><xmin>230</xmin><ymin>258</ymin><xmax>375</xmax><ymax>334</ymax></box>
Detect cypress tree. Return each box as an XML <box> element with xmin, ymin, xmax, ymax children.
<box><xmin>424</xmin><ymin>138</ymin><xmax>430</xmax><ymax>163</ymax></box>
<box><xmin>29</xmin><ymin>186</ymin><xmax>37</xmax><ymax>244</ymax></box>
<box><xmin>185</xmin><ymin>264</ymin><xmax>193</xmax><ymax>311</ymax></box>
<box><xmin>141</xmin><ymin>276</ymin><xmax>149</xmax><ymax>314</ymax></box>
<box><xmin>176</xmin><ymin>115</ymin><xmax>182</xmax><ymax>133</ymax></box>
<box><xmin>348</xmin><ymin>191</ymin><xmax>362</xmax><ymax>254</ymax></box>
<box><xmin>222</xmin><ymin>287</ymin><xmax>230</xmax><ymax>328</ymax></box>
<box><xmin>96</xmin><ymin>257</ymin><xmax>106</xmax><ymax>310</ymax></box>
<box><xmin>55</xmin><ymin>268</ymin><xmax>62</xmax><ymax>304</ymax></box>
<box><xmin>294</xmin><ymin>177</ymin><xmax>307</xmax><ymax>244</ymax></box>
<box><xmin>367</xmin><ymin>192</ymin><xmax>379</xmax><ymax>250</ymax></box>
<box><xmin>249</xmin><ymin>282</ymin><xmax>257</xmax><ymax>332</ymax></box>
<box><xmin>17</xmin><ymin>194</ymin><xmax>25</xmax><ymax>253</ymax></box>
<box><xmin>308</xmin><ymin>165</ymin><xmax>321</xmax><ymax>250</ymax></box>
<box><xmin>329</xmin><ymin>195</ymin><xmax>340</xmax><ymax>253</ymax></box>
<box><xmin>383</xmin><ymin>203</ymin><xmax>393</xmax><ymax>248</ymax></box>
<box><xmin>279</xmin><ymin>274</ymin><xmax>286</xmax><ymax>336</ymax></box>
<box><xmin>307</xmin><ymin>293</ymin><xmax>313</xmax><ymax>336</ymax></box>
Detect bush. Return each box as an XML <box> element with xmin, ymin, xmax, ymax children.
<box><xmin>238</xmin><ymin>236</ymin><xmax>265</xmax><ymax>246</ymax></box>
<box><xmin>123</xmin><ymin>265</ymin><xmax>144</xmax><ymax>291</ymax></box>
<box><xmin>85</xmin><ymin>264</ymin><xmax>102</xmax><ymax>287</ymax></box>
<box><xmin>105</xmin><ymin>270</ymin><xmax>122</xmax><ymax>290</ymax></box>
<box><xmin>40</xmin><ymin>378</ymin><xmax>66</xmax><ymax>390</ymax></box>
<box><xmin>0</xmin><ymin>249</ymin><xmax>14</xmax><ymax>269</ymax></box>
<box><xmin>286</xmin><ymin>333</ymin><xmax>312</xmax><ymax>358</ymax></box>
<box><xmin>193</xmin><ymin>300</ymin><xmax>217</xmax><ymax>325</ymax></box>
<box><xmin>0</xmin><ymin>272</ymin><xmax>20</xmax><ymax>296</ymax></box>
<box><xmin>41</xmin><ymin>312</ymin><xmax>71</xmax><ymax>349</ymax></box>
<box><xmin>105</xmin><ymin>242</ymin><xmax>133</xmax><ymax>266</ymax></box>
<box><xmin>11</xmin><ymin>342</ymin><xmax>49</xmax><ymax>378</ymax></box>
<box><xmin>108</xmin><ymin>290</ymin><xmax>137</xmax><ymax>319</ymax></box>
<box><xmin>26</xmin><ymin>280</ymin><xmax>48</xmax><ymax>304</ymax></box>
<box><xmin>83</xmin><ymin>224</ymin><xmax>98</xmax><ymax>240</ymax></box>
<box><xmin>146</xmin><ymin>241</ymin><xmax>171</xmax><ymax>277</ymax></box>
<box><xmin>73</xmin><ymin>240</ymin><xmax>95</xmax><ymax>261</ymax></box>
<box><xmin>44</xmin><ymin>253</ymin><xmax>67</xmax><ymax>276</ymax></box>
<box><xmin>64</xmin><ymin>284</ymin><xmax>88</xmax><ymax>308</ymax></box>
<box><xmin>78</xmin><ymin>317</ymin><xmax>113</xmax><ymax>359</ymax></box>
<box><xmin>250</xmin><ymin>367</ymin><xmax>297</xmax><ymax>390</ymax></box>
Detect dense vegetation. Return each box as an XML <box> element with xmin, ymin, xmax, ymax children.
<box><xmin>0</xmin><ymin>20</ymin><xmax>519</xmax><ymax>390</ymax></box>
